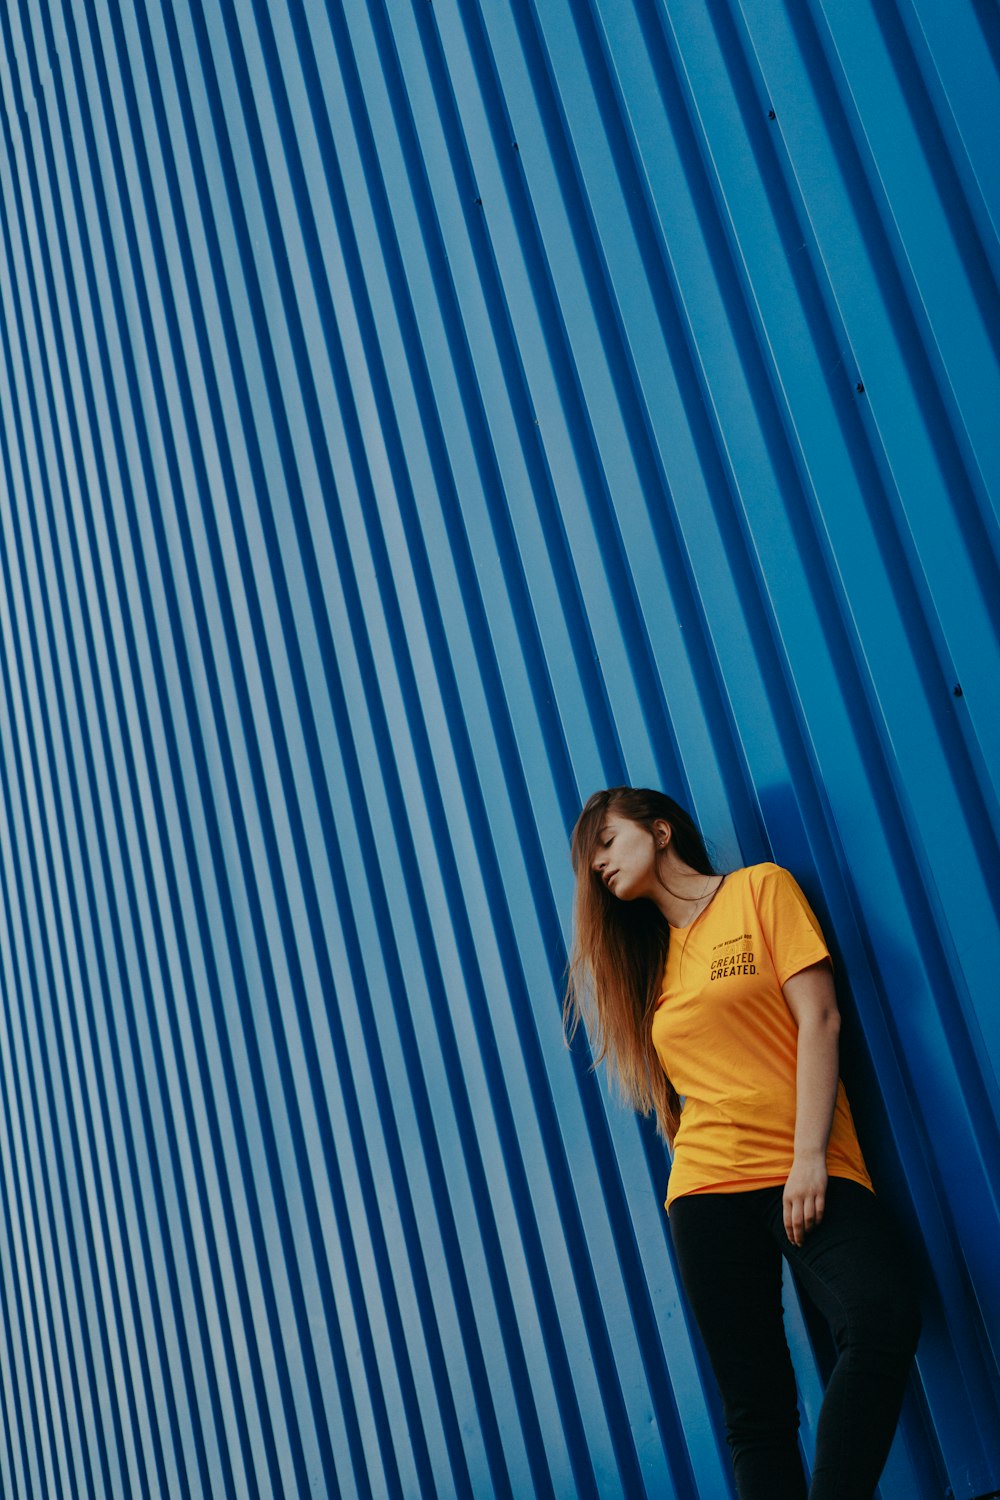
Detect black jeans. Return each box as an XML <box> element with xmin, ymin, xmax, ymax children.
<box><xmin>669</xmin><ymin>1178</ymin><xmax>921</xmax><ymax>1500</ymax></box>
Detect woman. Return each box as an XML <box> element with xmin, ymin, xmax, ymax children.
<box><xmin>565</xmin><ymin>787</ymin><xmax>920</xmax><ymax>1500</ymax></box>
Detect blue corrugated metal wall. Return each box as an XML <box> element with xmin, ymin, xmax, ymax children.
<box><xmin>0</xmin><ymin>0</ymin><xmax>998</xmax><ymax>1495</ymax></box>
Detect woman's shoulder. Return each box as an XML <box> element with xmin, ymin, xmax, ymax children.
<box><xmin>733</xmin><ymin>862</ymin><xmax>818</xmax><ymax>913</ymax></box>
<box><xmin>728</xmin><ymin>860</ymin><xmax>788</xmax><ymax>884</ymax></box>
<box><xmin>727</xmin><ymin>862</ymin><xmax>805</xmax><ymax>901</ymax></box>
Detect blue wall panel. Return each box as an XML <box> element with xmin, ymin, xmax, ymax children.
<box><xmin>0</xmin><ymin>0</ymin><xmax>998</xmax><ymax>1495</ymax></box>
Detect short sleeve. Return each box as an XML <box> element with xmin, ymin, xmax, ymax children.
<box><xmin>749</xmin><ymin>864</ymin><xmax>831</xmax><ymax>986</ymax></box>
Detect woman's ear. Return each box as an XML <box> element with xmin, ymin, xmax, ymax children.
<box><xmin>653</xmin><ymin>819</ymin><xmax>672</xmax><ymax>850</ymax></box>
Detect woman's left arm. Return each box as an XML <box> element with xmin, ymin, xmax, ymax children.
<box><xmin>781</xmin><ymin>960</ymin><xmax>841</xmax><ymax>1247</ymax></box>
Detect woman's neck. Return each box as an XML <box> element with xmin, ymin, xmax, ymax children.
<box><xmin>650</xmin><ymin>854</ymin><xmax>725</xmax><ymax>928</ymax></box>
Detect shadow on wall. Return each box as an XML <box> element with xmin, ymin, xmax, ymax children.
<box><xmin>755</xmin><ymin>780</ymin><xmax>994</xmax><ymax>1495</ymax></box>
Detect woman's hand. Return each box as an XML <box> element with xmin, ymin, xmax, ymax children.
<box><xmin>783</xmin><ymin>1153</ymin><xmax>829</xmax><ymax>1246</ymax></box>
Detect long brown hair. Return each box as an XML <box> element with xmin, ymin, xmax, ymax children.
<box><xmin>563</xmin><ymin>787</ymin><xmax>716</xmax><ymax>1144</ymax></box>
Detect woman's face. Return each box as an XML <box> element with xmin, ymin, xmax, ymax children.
<box><xmin>590</xmin><ymin>812</ymin><xmax>663</xmax><ymax>901</ymax></box>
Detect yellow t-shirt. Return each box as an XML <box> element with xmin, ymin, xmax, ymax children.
<box><xmin>652</xmin><ymin>863</ymin><xmax>872</xmax><ymax>1211</ymax></box>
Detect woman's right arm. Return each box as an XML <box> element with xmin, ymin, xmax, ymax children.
<box><xmin>781</xmin><ymin>960</ymin><xmax>841</xmax><ymax>1247</ymax></box>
